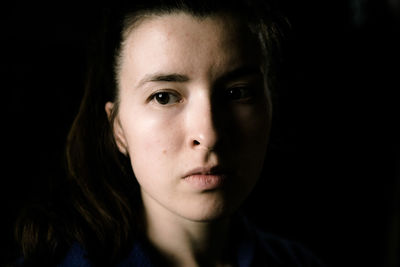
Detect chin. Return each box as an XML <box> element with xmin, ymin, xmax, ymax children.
<box><xmin>184</xmin><ymin>211</ymin><xmax>232</xmax><ymax>223</ymax></box>
<box><xmin>178</xmin><ymin>194</ymin><xmax>240</xmax><ymax>223</ymax></box>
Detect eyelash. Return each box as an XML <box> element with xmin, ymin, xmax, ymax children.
<box><xmin>224</xmin><ymin>85</ymin><xmax>257</xmax><ymax>101</ymax></box>
<box><xmin>149</xmin><ymin>90</ymin><xmax>182</xmax><ymax>105</ymax></box>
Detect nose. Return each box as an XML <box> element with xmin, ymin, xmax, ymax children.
<box><xmin>186</xmin><ymin>93</ymin><xmax>218</xmax><ymax>151</ymax></box>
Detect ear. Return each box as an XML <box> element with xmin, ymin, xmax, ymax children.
<box><xmin>105</xmin><ymin>102</ymin><xmax>129</xmax><ymax>155</ymax></box>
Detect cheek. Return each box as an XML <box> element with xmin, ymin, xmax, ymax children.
<box><xmin>233</xmin><ymin>103</ymin><xmax>270</xmax><ymax>142</ymax></box>
<box><xmin>120</xmin><ymin>109</ymin><xmax>184</xmax><ymax>176</ymax></box>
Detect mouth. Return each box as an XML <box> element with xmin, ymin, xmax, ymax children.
<box><xmin>182</xmin><ymin>166</ymin><xmax>229</xmax><ymax>190</ymax></box>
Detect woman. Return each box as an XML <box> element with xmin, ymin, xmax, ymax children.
<box><xmin>15</xmin><ymin>0</ymin><xmax>325</xmax><ymax>266</ymax></box>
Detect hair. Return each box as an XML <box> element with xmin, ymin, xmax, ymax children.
<box><xmin>15</xmin><ymin>0</ymin><xmax>288</xmax><ymax>265</ymax></box>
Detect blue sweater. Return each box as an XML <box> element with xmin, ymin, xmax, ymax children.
<box><xmin>57</xmin><ymin>217</ymin><xmax>325</xmax><ymax>267</ymax></box>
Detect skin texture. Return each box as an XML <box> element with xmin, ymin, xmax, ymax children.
<box><xmin>106</xmin><ymin>12</ymin><xmax>270</xmax><ymax>266</ymax></box>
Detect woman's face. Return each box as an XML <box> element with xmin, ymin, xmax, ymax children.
<box><xmin>109</xmin><ymin>13</ymin><xmax>270</xmax><ymax>222</ymax></box>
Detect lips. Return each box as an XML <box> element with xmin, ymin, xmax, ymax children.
<box><xmin>182</xmin><ymin>166</ymin><xmax>228</xmax><ymax>190</ymax></box>
<box><xmin>183</xmin><ymin>165</ymin><xmax>224</xmax><ymax>176</ymax></box>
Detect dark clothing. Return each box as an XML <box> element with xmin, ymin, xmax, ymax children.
<box><xmin>58</xmin><ymin>216</ymin><xmax>325</xmax><ymax>267</ymax></box>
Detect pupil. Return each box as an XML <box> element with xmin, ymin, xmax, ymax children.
<box><xmin>156</xmin><ymin>93</ymin><xmax>169</xmax><ymax>104</ymax></box>
<box><xmin>229</xmin><ymin>88</ymin><xmax>242</xmax><ymax>99</ymax></box>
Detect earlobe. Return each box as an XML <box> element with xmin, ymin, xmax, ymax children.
<box><xmin>105</xmin><ymin>102</ymin><xmax>129</xmax><ymax>155</ymax></box>
<box><xmin>105</xmin><ymin>101</ymin><xmax>114</xmax><ymax>121</ymax></box>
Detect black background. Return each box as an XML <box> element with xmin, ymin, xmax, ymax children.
<box><xmin>1</xmin><ymin>1</ymin><xmax>399</xmax><ymax>266</ymax></box>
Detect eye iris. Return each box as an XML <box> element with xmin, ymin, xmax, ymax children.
<box><xmin>228</xmin><ymin>88</ymin><xmax>245</xmax><ymax>100</ymax></box>
<box><xmin>155</xmin><ymin>92</ymin><xmax>170</xmax><ymax>104</ymax></box>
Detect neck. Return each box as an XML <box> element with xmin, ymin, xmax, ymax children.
<box><xmin>141</xmin><ymin>199</ymin><xmax>232</xmax><ymax>266</ymax></box>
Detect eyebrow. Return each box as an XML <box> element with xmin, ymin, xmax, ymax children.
<box><xmin>216</xmin><ymin>66</ymin><xmax>262</xmax><ymax>85</ymax></box>
<box><xmin>137</xmin><ymin>73</ymin><xmax>190</xmax><ymax>87</ymax></box>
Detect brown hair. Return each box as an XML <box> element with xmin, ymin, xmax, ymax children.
<box><xmin>15</xmin><ymin>0</ymin><xmax>288</xmax><ymax>265</ymax></box>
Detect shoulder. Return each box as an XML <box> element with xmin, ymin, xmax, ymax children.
<box><xmin>12</xmin><ymin>243</ymin><xmax>87</xmax><ymax>267</ymax></box>
<box><xmin>239</xmin><ymin>216</ymin><xmax>327</xmax><ymax>267</ymax></box>
<box><xmin>58</xmin><ymin>241</ymin><xmax>154</xmax><ymax>267</ymax></box>
<box><xmin>57</xmin><ymin>243</ymin><xmax>92</xmax><ymax>267</ymax></box>
<box><xmin>255</xmin><ymin>230</ymin><xmax>326</xmax><ymax>266</ymax></box>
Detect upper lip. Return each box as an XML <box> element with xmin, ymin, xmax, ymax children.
<box><xmin>183</xmin><ymin>165</ymin><xmax>227</xmax><ymax>178</ymax></box>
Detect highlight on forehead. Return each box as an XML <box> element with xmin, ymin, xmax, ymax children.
<box><xmin>120</xmin><ymin>9</ymin><xmax>239</xmax><ymax>43</ymax></box>
<box><xmin>115</xmin><ymin>10</ymin><xmax>264</xmax><ymax>77</ymax></box>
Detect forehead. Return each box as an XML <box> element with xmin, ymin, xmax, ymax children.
<box><xmin>118</xmin><ymin>12</ymin><xmax>261</xmax><ymax>84</ymax></box>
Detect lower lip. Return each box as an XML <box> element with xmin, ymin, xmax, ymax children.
<box><xmin>183</xmin><ymin>174</ymin><xmax>227</xmax><ymax>190</ymax></box>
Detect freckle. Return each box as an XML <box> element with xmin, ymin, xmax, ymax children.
<box><xmin>162</xmin><ymin>149</ymin><xmax>167</xmax><ymax>154</ymax></box>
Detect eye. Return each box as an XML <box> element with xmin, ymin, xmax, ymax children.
<box><xmin>225</xmin><ymin>86</ymin><xmax>255</xmax><ymax>101</ymax></box>
<box><xmin>150</xmin><ymin>91</ymin><xmax>182</xmax><ymax>105</ymax></box>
